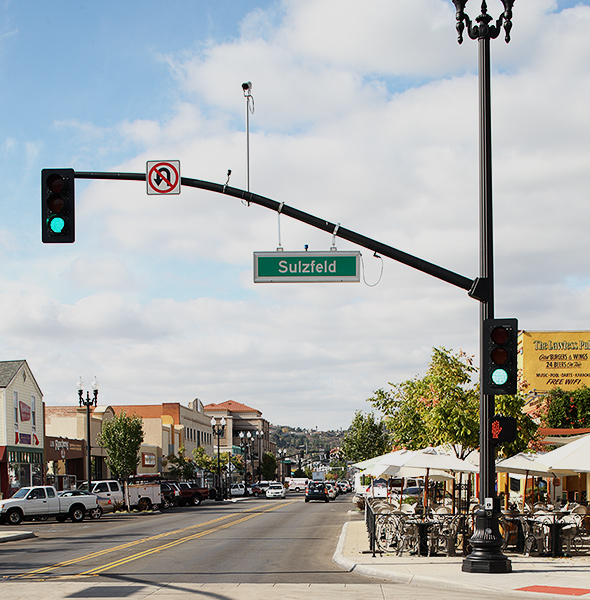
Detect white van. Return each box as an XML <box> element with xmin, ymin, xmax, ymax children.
<box><xmin>287</xmin><ymin>477</ymin><xmax>309</xmax><ymax>492</ymax></box>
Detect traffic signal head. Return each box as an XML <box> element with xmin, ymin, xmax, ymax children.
<box><xmin>42</xmin><ymin>169</ymin><xmax>75</xmax><ymax>243</ymax></box>
<box><xmin>482</xmin><ymin>318</ymin><xmax>518</xmax><ymax>396</ymax></box>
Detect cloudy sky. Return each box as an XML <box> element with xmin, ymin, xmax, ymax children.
<box><xmin>1</xmin><ymin>0</ymin><xmax>589</xmax><ymax>431</ymax></box>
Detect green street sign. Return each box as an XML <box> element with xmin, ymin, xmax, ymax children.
<box><xmin>254</xmin><ymin>251</ymin><xmax>361</xmax><ymax>283</ymax></box>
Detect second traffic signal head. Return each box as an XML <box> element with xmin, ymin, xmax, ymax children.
<box><xmin>482</xmin><ymin>318</ymin><xmax>518</xmax><ymax>396</ymax></box>
<box><xmin>42</xmin><ymin>169</ymin><xmax>75</xmax><ymax>243</ymax></box>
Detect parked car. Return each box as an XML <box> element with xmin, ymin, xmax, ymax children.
<box><xmin>174</xmin><ymin>482</ymin><xmax>209</xmax><ymax>506</ymax></box>
<box><xmin>265</xmin><ymin>483</ymin><xmax>286</xmax><ymax>499</ymax></box>
<box><xmin>305</xmin><ymin>481</ymin><xmax>329</xmax><ymax>503</ymax></box>
<box><xmin>250</xmin><ymin>482</ymin><xmax>271</xmax><ymax>497</ymax></box>
<box><xmin>325</xmin><ymin>482</ymin><xmax>338</xmax><ymax>500</ymax></box>
<box><xmin>58</xmin><ymin>489</ymin><xmax>113</xmax><ymax>519</ymax></box>
<box><xmin>159</xmin><ymin>481</ymin><xmax>180</xmax><ymax>508</ymax></box>
<box><xmin>230</xmin><ymin>483</ymin><xmax>249</xmax><ymax>497</ymax></box>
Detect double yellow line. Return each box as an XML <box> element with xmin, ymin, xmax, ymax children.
<box><xmin>17</xmin><ymin>500</ymin><xmax>294</xmax><ymax>580</ymax></box>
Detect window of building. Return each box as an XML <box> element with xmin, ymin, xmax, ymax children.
<box><xmin>31</xmin><ymin>396</ymin><xmax>36</xmax><ymax>430</ymax></box>
<box><xmin>14</xmin><ymin>392</ymin><xmax>18</xmax><ymax>428</ymax></box>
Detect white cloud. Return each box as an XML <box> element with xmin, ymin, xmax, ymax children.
<box><xmin>4</xmin><ymin>0</ymin><xmax>590</xmax><ymax>430</ymax></box>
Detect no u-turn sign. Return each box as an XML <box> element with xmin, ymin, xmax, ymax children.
<box><xmin>146</xmin><ymin>160</ymin><xmax>181</xmax><ymax>195</ymax></box>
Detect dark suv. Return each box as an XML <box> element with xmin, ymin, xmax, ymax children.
<box><xmin>305</xmin><ymin>481</ymin><xmax>329</xmax><ymax>503</ymax></box>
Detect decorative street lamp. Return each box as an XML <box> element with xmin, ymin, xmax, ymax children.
<box><xmin>239</xmin><ymin>431</ymin><xmax>253</xmax><ymax>485</ymax></box>
<box><xmin>253</xmin><ymin>429</ymin><xmax>263</xmax><ymax>483</ymax></box>
<box><xmin>211</xmin><ymin>417</ymin><xmax>226</xmax><ymax>501</ymax></box>
<box><xmin>77</xmin><ymin>376</ymin><xmax>99</xmax><ymax>489</ymax></box>
<box><xmin>452</xmin><ymin>0</ymin><xmax>515</xmax><ymax>575</ymax></box>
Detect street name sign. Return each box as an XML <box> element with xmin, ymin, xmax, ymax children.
<box><xmin>146</xmin><ymin>160</ymin><xmax>181</xmax><ymax>195</ymax></box>
<box><xmin>253</xmin><ymin>251</ymin><xmax>361</xmax><ymax>283</ymax></box>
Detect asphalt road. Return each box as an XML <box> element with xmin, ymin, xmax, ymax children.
<box><xmin>1</xmin><ymin>493</ymin><xmax>558</xmax><ymax>600</ymax></box>
<box><xmin>0</xmin><ymin>492</ymin><xmax>368</xmax><ymax>584</ymax></box>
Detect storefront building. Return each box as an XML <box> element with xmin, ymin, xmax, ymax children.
<box><xmin>0</xmin><ymin>360</ymin><xmax>45</xmax><ymax>499</ymax></box>
<box><xmin>45</xmin><ymin>435</ymin><xmax>85</xmax><ymax>490</ymax></box>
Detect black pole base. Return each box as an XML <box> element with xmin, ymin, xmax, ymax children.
<box><xmin>462</xmin><ymin>554</ymin><xmax>512</xmax><ymax>573</ymax></box>
<box><xmin>462</xmin><ymin>508</ymin><xmax>512</xmax><ymax>574</ymax></box>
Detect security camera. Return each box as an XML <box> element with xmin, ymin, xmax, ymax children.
<box><xmin>242</xmin><ymin>81</ymin><xmax>252</xmax><ymax>92</ymax></box>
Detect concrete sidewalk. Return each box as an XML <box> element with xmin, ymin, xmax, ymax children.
<box><xmin>1</xmin><ymin>514</ymin><xmax>590</xmax><ymax>599</ymax></box>
<box><xmin>334</xmin><ymin>518</ymin><xmax>590</xmax><ymax>599</ymax></box>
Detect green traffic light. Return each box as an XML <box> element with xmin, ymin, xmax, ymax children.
<box><xmin>491</xmin><ymin>367</ymin><xmax>509</xmax><ymax>386</ymax></box>
<box><xmin>48</xmin><ymin>216</ymin><xmax>66</xmax><ymax>234</ymax></box>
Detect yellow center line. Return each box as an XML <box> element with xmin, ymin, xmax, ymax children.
<box><xmin>80</xmin><ymin>501</ymin><xmax>294</xmax><ymax>576</ymax></box>
<box><xmin>17</xmin><ymin>500</ymin><xmax>296</xmax><ymax>579</ymax></box>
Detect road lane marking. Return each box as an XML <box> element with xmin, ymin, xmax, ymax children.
<box><xmin>13</xmin><ymin>500</ymin><xmax>295</xmax><ymax>580</ymax></box>
<box><xmin>79</xmin><ymin>501</ymin><xmax>294</xmax><ymax>576</ymax></box>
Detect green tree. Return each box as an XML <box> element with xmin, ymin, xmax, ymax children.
<box><xmin>97</xmin><ymin>411</ymin><xmax>144</xmax><ymax>481</ymax></box>
<box><xmin>543</xmin><ymin>386</ymin><xmax>590</xmax><ymax>428</ymax></box>
<box><xmin>369</xmin><ymin>347</ymin><xmax>537</xmax><ymax>458</ymax></box>
<box><xmin>165</xmin><ymin>446</ymin><xmax>197</xmax><ymax>480</ymax></box>
<box><xmin>191</xmin><ymin>446</ymin><xmax>214</xmax><ymax>472</ymax></box>
<box><xmin>260</xmin><ymin>452</ymin><xmax>277</xmax><ymax>480</ymax></box>
<box><xmin>341</xmin><ymin>411</ymin><xmax>390</xmax><ymax>463</ymax></box>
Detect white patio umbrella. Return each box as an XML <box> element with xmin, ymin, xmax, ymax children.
<box><xmin>352</xmin><ymin>455</ymin><xmax>389</xmax><ymax>470</ymax></box>
<box><xmin>495</xmin><ymin>453</ymin><xmax>554</xmax><ymax>476</ymax></box>
<box><xmin>377</xmin><ymin>447</ymin><xmax>478</xmax><ymax>508</ymax></box>
<box><xmin>541</xmin><ymin>433</ymin><xmax>590</xmax><ymax>474</ymax></box>
<box><xmin>495</xmin><ymin>452</ymin><xmax>555</xmax><ymax>508</ymax></box>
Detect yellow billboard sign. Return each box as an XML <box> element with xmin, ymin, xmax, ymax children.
<box><xmin>519</xmin><ymin>330</ymin><xmax>590</xmax><ymax>392</ymax></box>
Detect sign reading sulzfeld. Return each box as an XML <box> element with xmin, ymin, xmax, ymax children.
<box><xmin>254</xmin><ymin>251</ymin><xmax>360</xmax><ymax>283</ymax></box>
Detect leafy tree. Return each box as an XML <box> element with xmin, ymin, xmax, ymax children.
<box><xmin>190</xmin><ymin>446</ymin><xmax>242</xmax><ymax>478</ymax></box>
<box><xmin>165</xmin><ymin>446</ymin><xmax>197</xmax><ymax>480</ymax></box>
<box><xmin>369</xmin><ymin>347</ymin><xmax>537</xmax><ymax>458</ymax></box>
<box><xmin>191</xmin><ymin>446</ymin><xmax>214</xmax><ymax>472</ymax></box>
<box><xmin>97</xmin><ymin>411</ymin><xmax>144</xmax><ymax>481</ymax></box>
<box><xmin>341</xmin><ymin>410</ymin><xmax>390</xmax><ymax>462</ymax></box>
<box><xmin>542</xmin><ymin>386</ymin><xmax>590</xmax><ymax>428</ymax></box>
<box><xmin>260</xmin><ymin>452</ymin><xmax>277</xmax><ymax>480</ymax></box>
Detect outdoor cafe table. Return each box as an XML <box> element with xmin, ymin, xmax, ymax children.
<box><xmin>527</xmin><ymin>511</ymin><xmax>570</xmax><ymax>557</ymax></box>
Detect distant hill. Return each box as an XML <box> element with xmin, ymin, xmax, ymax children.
<box><xmin>270</xmin><ymin>424</ymin><xmax>346</xmax><ymax>467</ymax></box>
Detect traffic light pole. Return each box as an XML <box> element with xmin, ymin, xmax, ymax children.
<box><xmin>453</xmin><ymin>0</ymin><xmax>514</xmax><ymax>574</ymax></box>
<box><xmin>74</xmin><ymin>171</ymin><xmax>480</xmax><ymax>299</ymax></box>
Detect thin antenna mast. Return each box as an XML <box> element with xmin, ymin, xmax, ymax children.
<box><xmin>242</xmin><ymin>82</ymin><xmax>254</xmax><ymax>192</ymax></box>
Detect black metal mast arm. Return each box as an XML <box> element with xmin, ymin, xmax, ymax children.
<box><xmin>74</xmin><ymin>170</ymin><xmax>477</xmax><ymax>297</ymax></box>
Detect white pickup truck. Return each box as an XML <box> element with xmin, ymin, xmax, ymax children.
<box><xmin>0</xmin><ymin>485</ymin><xmax>98</xmax><ymax>525</ymax></box>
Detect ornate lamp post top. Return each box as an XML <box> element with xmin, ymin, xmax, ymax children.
<box><xmin>453</xmin><ymin>0</ymin><xmax>514</xmax><ymax>43</ymax></box>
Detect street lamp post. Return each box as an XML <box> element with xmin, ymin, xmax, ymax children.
<box><xmin>254</xmin><ymin>430</ymin><xmax>263</xmax><ymax>483</ymax></box>
<box><xmin>239</xmin><ymin>431</ymin><xmax>253</xmax><ymax>486</ymax></box>
<box><xmin>77</xmin><ymin>376</ymin><xmax>99</xmax><ymax>489</ymax></box>
<box><xmin>211</xmin><ymin>417</ymin><xmax>226</xmax><ymax>501</ymax></box>
<box><xmin>452</xmin><ymin>0</ymin><xmax>514</xmax><ymax>574</ymax></box>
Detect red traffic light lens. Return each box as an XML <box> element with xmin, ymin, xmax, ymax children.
<box><xmin>490</xmin><ymin>326</ymin><xmax>509</xmax><ymax>345</ymax></box>
<box><xmin>46</xmin><ymin>173</ymin><xmax>65</xmax><ymax>194</ymax></box>
<box><xmin>491</xmin><ymin>347</ymin><xmax>509</xmax><ymax>365</ymax></box>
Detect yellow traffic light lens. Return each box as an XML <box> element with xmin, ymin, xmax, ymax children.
<box><xmin>490</xmin><ymin>347</ymin><xmax>509</xmax><ymax>365</ymax></box>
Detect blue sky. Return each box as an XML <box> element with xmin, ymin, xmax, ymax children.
<box><xmin>1</xmin><ymin>0</ymin><xmax>590</xmax><ymax>430</ymax></box>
